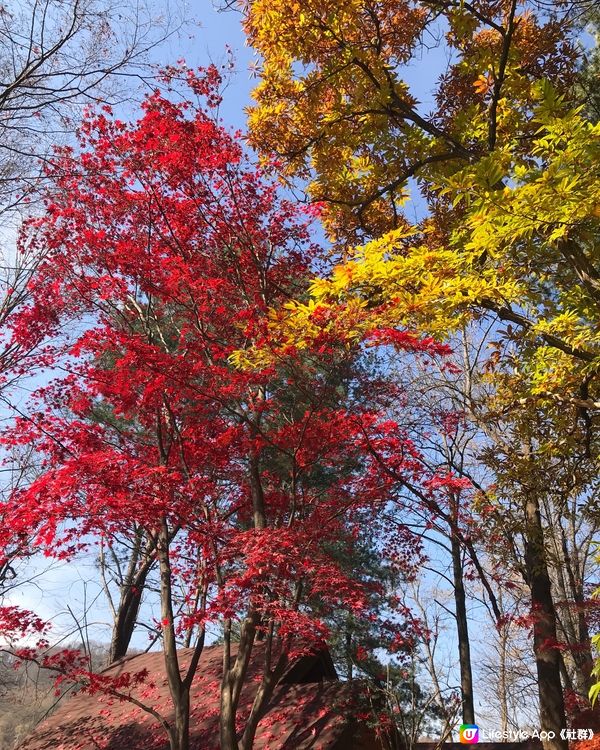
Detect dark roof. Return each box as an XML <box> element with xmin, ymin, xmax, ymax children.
<box><xmin>18</xmin><ymin>644</ymin><xmax>381</xmax><ymax>750</ymax></box>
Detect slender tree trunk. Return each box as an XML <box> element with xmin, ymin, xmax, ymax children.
<box><xmin>220</xmin><ymin>689</ymin><xmax>238</xmax><ymax>750</ymax></box>
<box><xmin>173</xmin><ymin>688</ymin><xmax>190</xmax><ymax>750</ymax></box>
<box><xmin>345</xmin><ymin>620</ymin><xmax>353</xmax><ymax>681</ymax></box>
<box><xmin>451</xmin><ymin>529</ymin><xmax>475</xmax><ymax>725</ymax></box>
<box><xmin>572</xmin><ymin>597</ymin><xmax>594</xmax><ymax>696</ymax></box>
<box><xmin>249</xmin><ymin>452</ymin><xmax>267</xmax><ymax>531</ymax></box>
<box><xmin>240</xmin><ymin>631</ymin><xmax>288</xmax><ymax>750</ymax></box>
<box><xmin>157</xmin><ymin>521</ymin><xmax>190</xmax><ymax>750</ymax></box>
<box><xmin>220</xmin><ymin>412</ymin><xmax>268</xmax><ymax>750</ymax></box>
<box><xmin>524</xmin><ymin>494</ymin><xmax>567</xmax><ymax>750</ymax></box>
<box><xmin>220</xmin><ymin>613</ymin><xmax>259</xmax><ymax>750</ymax></box>
<box><xmin>102</xmin><ymin>529</ymin><xmax>156</xmax><ymax>664</ymax></box>
<box><xmin>108</xmin><ymin>571</ymin><xmax>148</xmax><ymax>662</ymax></box>
<box><xmin>498</xmin><ymin>621</ymin><xmax>509</xmax><ymax>735</ymax></box>
<box><xmin>560</xmin><ymin>532</ymin><xmax>594</xmax><ymax>695</ymax></box>
<box><xmin>220</xmin><ymin>620</ymin><xmax>239</xmax><ymax>750</ymax></box>
<box><xmin>559</xmin><ymin>653</ymin><xmax>575</xmax><ymax>694</ymax></box>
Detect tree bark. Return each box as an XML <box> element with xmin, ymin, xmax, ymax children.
<box><xmin>524</xmin><ymin>494</ymin><xmax>567</xmax><ymax>750</ymax></box>
<box><xmin>102</xmin><ymin>529</ymin><xmax>157</xmax><ymax>664</ymax></box>
<box><xmin>220</xmin><ymin>613</ymin><xmax>259</xmax><ymax>750</ymax></box>
<box><xmin>108</xmin><ymin>562</ymin><xmax>152</xmax><ymax>662</ymax></box>
<box><xmin>451</xmin><ymin>531</ymin><xmax>475</xmax><ymax>725</ymax></box>
<box><xmin>240</xmin><ymin>629</ymin><xmax>288</xmax><ymax>750</ymax></box>
<box><xmin>498</xmin><ymin>619</ymin><xmax>509</xmax><ymax>735</ymax></box>
<box><xmin>560</xmin><ymin>531</ymin><xmax>594</xmax><ymax>696</ymax></box>
<box><xmin>220</xmin><ymin>619</ymin><xmax>239</xmax><ymax>750</ymax></box>
<box><xmin>173</xmin><ymin>688</ymin><xmax>190</xmax><ymax>750</ymax></box>
<box><xmin>346</xmin><ymin>620</ymin><xmax>354</xmax><ymax>681</ymax></box>
<box><xmin>157</xmin><ymin>521</ymin><xmax>190</xmax><ymax>750</ymax></box>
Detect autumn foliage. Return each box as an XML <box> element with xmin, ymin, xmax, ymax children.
<box><xmin>0</xmin><ymin>68</ymin><xmax>461</xmax><ymax>750</ymax></box>
<box><xmin>239</xmin><ymin>0</ymin><xmax>600</xmax><ymax>746</ymax></box>
<box><xmin>0</xmin><ymin>0</ymin><xmax>598</xmax><ymax>747</ymax></box>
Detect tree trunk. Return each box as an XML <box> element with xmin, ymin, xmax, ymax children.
<box><xmin>220</xmin><ymin>693</ymin><xmax>238</xmax><ymax>750</ymax></box>
<box><xmin>220</xmin><ymin>613</ymin><xmax>259</xmax><ymax>750</ymax></box>
<box><xmin>560</xmin><ymin>531</ymin><xmax>594</xmax><ymax>696</ymax></box>
<box><xmin>102</xmin><ymin>529</ymin><xmax>156</xmax><ymax>664</ymax></box>
<box><xmin>451</xmin><ymin>529</ymin><xmax>475</xmax><ymax>725</ymax></box>
<box><xmin>108</xmin><ymin>575</ymin><xmax>147</xmax><ymax>662</ymax></box>
<box><xmin>240</xmin><ymin>658</ymin><xmax>287</xmax><ymax>750</ymax></box>
<box><xmin>220</xmin><ymin>620</ymin><xmax>240</xmax><ymax>750</ymax></box>
<box><xmin>172</xmin><ymin>688</ymin><xmax>190</xmax><ymax>750</ymax></box>
<box><xmin>220</xmin><ymin>418</ymin><xmax>267</xmax><ymax>750</ymax></box>
<box><xmin>157</xmin><ymin>521</ymin><xmax>191</xmax><ymax>750</ymax></box>
<box><xmin>345</xmin><ymin>621</ymin><xmax>353</xmax><ymax>681</ymax></box>
<box><xmin>239</xmin><ymin>625</ymin><xmax>290</xmax><ymax>750</ymax></box>
<box><xmin>498</xmin><ymin>621</ymin><xmax>509</xmax><ymax>735</ymax></box>
<box><xmin>524</xmin><ymin>494</ymin><xmax>567</xmax><ymax>750</ymax></box>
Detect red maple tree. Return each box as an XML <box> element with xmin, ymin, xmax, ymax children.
<box><xmin>0</xmin><ymin>67</ymin><xmax>459</xmax><ymax>750</ymax></box>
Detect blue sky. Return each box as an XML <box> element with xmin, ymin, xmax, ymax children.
<box><xmin>168</xmin><ymin>4</ymin><xmax>255</xmax><ymax>129</ymax></box>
